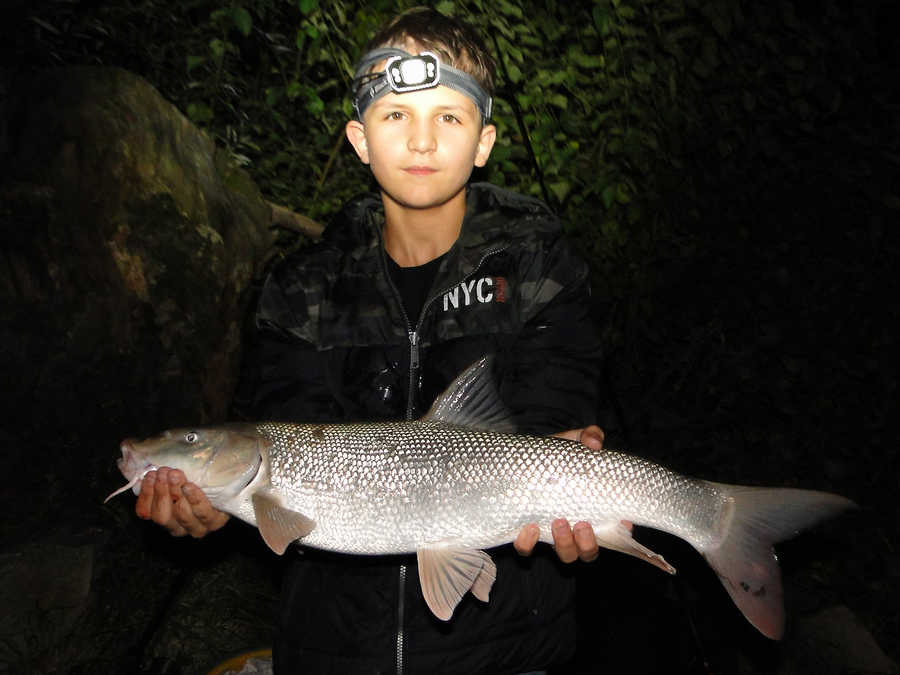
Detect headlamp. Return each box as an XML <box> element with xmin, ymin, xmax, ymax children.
<box><xmin>386</xmin><ymin>52</ymin><xmax>439</xmax><ymax>92</ymax></box>
<box><xmin>352</xmin><ymin>48</ymin><xmax>492</xmax><ymax>122</ymax></box>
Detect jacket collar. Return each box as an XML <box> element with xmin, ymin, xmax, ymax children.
<box><xmin>324</xmin><ymin>182</ymin><xmax>559</xmax><ymax>276</ymax></box>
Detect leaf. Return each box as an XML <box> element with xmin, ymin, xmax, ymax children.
<box><xmin>304</xmin><ymin>92</ymin><xmax>325</xmax><ymax>116</ymax></box>
<box><xmin>298</xmin><ymin>0</ymin><xmax>318</xmax><ymax>14</ymax></box>
<box><xmin>601</xmin><ymin>184</ymin><xmax>617</xmax><ymax>209</ymax></box>
<box><xmin>497</xmin><ymin>0</ymin><xmax>523</xmax><ymax>19</ymax></box>
<box><xmin>186</xmin><ymin>55</ymin><xmax>205</xmax><ymax>73</ymax></box>
<box><xmin>631</xmin><ymin>67</ymin><xmax>652</xmax><ymax>85</ymax></box>
<box><xmin>435</xmin><ymin>0</ymin><xmax>457</xmax><ymax>15</ymax></box>
<box><xmin>231</xmin><ymin>7</ymin><xmax>252</xmax><ymax>37</ymax></box>
<box><xmin>490</xmin><ymin>144</ymin><xmax>512</xmax><ymax>162</ymax></box>
<box><xmin>592</xmin><ymin>5</ymin><xmax>611</xmax><ymax>35</ymax></box>
<box><xmin>29</xmin><ymin>16</ymin><xmax>61</xmax><ymax>34</ymax></box>
<box><xmin>549</xmin><ymin>93</ymin><xmax>568</xmax><ymax>109</ymax></box>
<box><xmin>209</xmin><ymin>38</ymin><xmax>226</xmax><ymax>60</ymax></box>
<box><xmin>570</xmin><ymin>50</ymin><xmax>605</xmax><ymax>69</ymax></box>
<box><xmin>186</xmin><ymin>102</ymin><xmax>214</xmax><ymax>124</ymax></box>
<box><xmin>550</xmin><ymin>181</ymin><xmax>571</xmax><ymax>202</ymax></box>
<box><xmin>600</xmin><ymin>219</ymin><xmax>620</xmax><ymax>239</ymax></box>
<box><xmin>286</xmin><ymin>81</ymin><xmax>302</xmax><ymax>100</ymax></box>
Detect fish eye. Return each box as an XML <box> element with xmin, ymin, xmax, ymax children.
<box><xmin>184</xmin><ymin>432</ymin><xmax>199</xmax><ymax>444</ymax></box>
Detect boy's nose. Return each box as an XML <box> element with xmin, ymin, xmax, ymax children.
<box><xmin>407</xmin><ymin>121</ymin><xmax>436</xmax><ymax>153</ymax></box>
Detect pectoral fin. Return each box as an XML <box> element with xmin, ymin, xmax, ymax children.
<box><xmin>417</xmin><ymin>546</ymin><xmax>497</xmax><ymax>620</ymax></box>
<box><xmin>252</xmin><ymin>491</ymin><xmax>316</xmax><ymax>555</ymax></box>
<box><xmin>594</xmin><ymin>520</ymin><xmax>676</xmax><ymax>574</ymax></box>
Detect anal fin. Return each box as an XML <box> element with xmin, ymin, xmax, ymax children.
<box><xmin>594</xmin><ymin>520</ymin><xmax>676</xmax><ymax>574</ymax></box>
<box><xmin>417</xmin><ymin>546</ymin><xmax>496</xmax><ymax>620</ymax></box>
<box><xmin>252</xmin><ymin>491</ymin><xmax>316</xmax><ymax>555</ymax></box>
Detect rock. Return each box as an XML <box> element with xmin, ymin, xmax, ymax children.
<box><xmin>141</xmin><ymin>546</ymin><xmax>279</xmax><ymax>674</ymax></box>
<box><xmin>0</xmin><ymin>66</ymin><xmax>273</xmax><ymax>442</ymax></box>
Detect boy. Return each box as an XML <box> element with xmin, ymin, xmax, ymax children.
<box><xmin>138</xmin><ymin>7</ymin><xmax>605</xmax><ymax>673</ymax></box>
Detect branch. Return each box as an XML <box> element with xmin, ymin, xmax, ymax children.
<box><xmin>267</xmin><ymin>201</ymin><xmax>324</xmax><ymax>239</ymax></box>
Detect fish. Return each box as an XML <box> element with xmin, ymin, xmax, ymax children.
<box><xmin>106</xmin><ymin>357</ymin><xmax>854</xmax><ymax>639</ymax></box>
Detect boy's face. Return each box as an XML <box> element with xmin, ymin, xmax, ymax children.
<box><xmin>346</xmin><ymin>85</ymin><xmax>496</xmax><ymax>212</ymax></box>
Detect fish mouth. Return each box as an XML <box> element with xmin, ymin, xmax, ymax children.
<box><xmin>103</xmin><ymin>439</ymin><xmax>157</xmax><ymax>503</ymax></box>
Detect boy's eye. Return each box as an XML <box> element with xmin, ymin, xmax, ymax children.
<box><xmin>440</xmin><ymin>114</ymin><xmax>460</xmax><ymax>124</ymax></box>
<box><xmin>386</xmin><ymin>111</ymin><xmax>405</xmax><ymax>120</ymax></box>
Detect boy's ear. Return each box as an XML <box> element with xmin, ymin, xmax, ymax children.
<box><xmin>474</xmin><ymin>123</ymin><xmax>497</xmax><ymax>168</ymax></box>
<box><xmin>345</xmin><ymin>120</ymin><xmax>370</xmax><ymax>164</ymax></box>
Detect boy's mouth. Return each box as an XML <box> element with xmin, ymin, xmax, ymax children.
<box><xmin>404</xmin><ymin>166</ymin><xmax>437</xmax><ymax>175</ymax></box>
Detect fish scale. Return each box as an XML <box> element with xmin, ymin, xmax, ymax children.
<box><xmin>108</xmin><ymin>357</ymin><xmax>854</xmax><ymax>639</ymax></box>
<box><xmin>260</xmin><ymin>419</ymin><xmax>727</xmax><ymax>555</ymax></box>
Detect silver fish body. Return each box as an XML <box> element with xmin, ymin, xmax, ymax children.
<box><xmin>108</xmin><ymin>357</ymin><xmax>854</xmax><ymax>639</ymax></box>
<box><xmin>257</xmin><ymin>420</ymin><xmax>722</xmax><ymax>556</ymax></box>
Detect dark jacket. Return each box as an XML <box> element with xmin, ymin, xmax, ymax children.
<box><xmin>247</xmin><ymin>182</ymin><xmax>602</xmax><ymax>674</ymax></box>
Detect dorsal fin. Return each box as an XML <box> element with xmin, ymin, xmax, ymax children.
<box><xmin>423</xmin><ymin>356</ymin><xmax>517</xmax><ymax>433</ymax></box>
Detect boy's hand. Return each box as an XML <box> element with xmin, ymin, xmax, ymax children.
<box><xmin>514</xmin><ymin>425</ymin><xmax>605</xmax><ymax>562</ymax></box>
<box><xmin>551</xmin><ymin>424</ymin><xmax>605</xmax><ymax>450</ymax></box>
<box><xmin>135</xmin><ymin>467</ymin><xmax>230</xmax><ymax>538</ymax></box>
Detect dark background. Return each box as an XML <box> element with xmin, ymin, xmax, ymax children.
<box><xmin>1</xmin><ymin>0</ymin><xmax>897</xmax><ymax>673</ymax></box>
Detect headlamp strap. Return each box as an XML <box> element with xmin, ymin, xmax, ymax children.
<box><xmin>352</xmin><ymin>48</ymin><xmax>492</xmax><ymax>122</ymax></box>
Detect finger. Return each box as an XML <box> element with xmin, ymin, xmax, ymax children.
<box><xmin>166</xmin><ymin>468</ymin><xmax>187</xmax><ymax>495</ymax></box>
<box><xmin>551</xmin><ymin>519</ymin><xmax>578</xmax><ymax>563</ymax></box>
<box><xmin>514</xmin><ymin>523</ymin><xmax>540</xmax><ymax>556</ymax></box>
<box><xmin>149</xmin><ymin>468</ymin><xmax>174</xmax><ymax>525</ymax></box>
<box><xmin>172</xmin><ymin>490</ymin><xmax>207</xmax><ymax>538</ymax></box>
<box><xmin>552</xmin><ymin>429</ymin><xmax>580</xmax><ymax>442</ymax></box>
<box><xmin>573</xmin><ymin>521</ymin><xmax>599</xmax><ymax>562</ymax></box>
<box><xmin>580</xmin><ymin>425</ymin><xmax>605</xmax><ymax>450</ymax></box>
<box><xmin>183</xmin><ymin>483</ymin><xmax>230</xmax><ymax>532</ymax></box>
<box><xmin>165</xmin><ymin>471</ymin><xmax>209</xmax><ymax>537</ymax></box>
<box><xmin>177</xmin><ymin>483</ymin><xmax>217</xmax><ymax>537</ymax></box>
<box><xmin>135</xmin><ymin>470</ymin><xmax>157</xmax><ymax>519</ymax></box>
<box><xmin>151</xmin><ymin>468</ymin><xmax>187</xmax><ymax>536</ymax></box>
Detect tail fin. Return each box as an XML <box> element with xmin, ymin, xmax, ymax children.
<box><xmin>701</xmin><ymin>483</ymin><xmax>855</xmax><ymax>639</ymax></box>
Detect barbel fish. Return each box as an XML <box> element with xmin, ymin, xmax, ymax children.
<box><xmin>106</xmin><ymin>357</ymin><xmax>854</xmax><ymax>638</ymax></box>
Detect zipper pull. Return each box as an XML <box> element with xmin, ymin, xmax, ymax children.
<box><xmin>408</xmin><ymin>331</ymin><xmax>420</xmax><ymax>370</ymax></box>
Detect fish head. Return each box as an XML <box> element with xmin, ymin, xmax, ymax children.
<box><xmin>106</xmin><ymin>425</ymin><xmax>264</xmax><ymax>506</ymax></box>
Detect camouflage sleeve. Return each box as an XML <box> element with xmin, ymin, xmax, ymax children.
<box><xmin>236</xmin><ymin>265</ymin><xmax>340</xmax><ymax>423</ymax></box>
<box><xmin>499</xmin><ymin>232</ymin><xmax>603</xmax><ymax>435</ymax></box>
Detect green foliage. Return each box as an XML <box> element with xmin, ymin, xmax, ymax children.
<box><xmin>7</xmin><ymin>0</ymin><xmax>896</xmax><ymax>456</ymax></box>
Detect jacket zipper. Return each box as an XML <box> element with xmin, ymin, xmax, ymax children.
<box><xmin>379</xmin><ymin>253</ymin><xmax>415</xmax><ymax>675</ymax></box>
<box><xmin>395</xmin><ymin>564</ymin><xmax>407</xmax><ymax>675</ymax></box>
<box><xmin>384</xmin><ymin>243</ymin><xmax>508</xmax><ymax>675</ymax></box>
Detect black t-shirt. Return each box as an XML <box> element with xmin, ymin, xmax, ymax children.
<box><xmin>385</xmin><ymin>251</ymin><xmax>446</xmax><ymax>324</ymax></box>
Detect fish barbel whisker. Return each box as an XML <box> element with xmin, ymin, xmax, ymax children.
<box><xmin>103</xmin><ymin>468</ymin><xmax>153</xmax><ymax>503</ymax></box>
